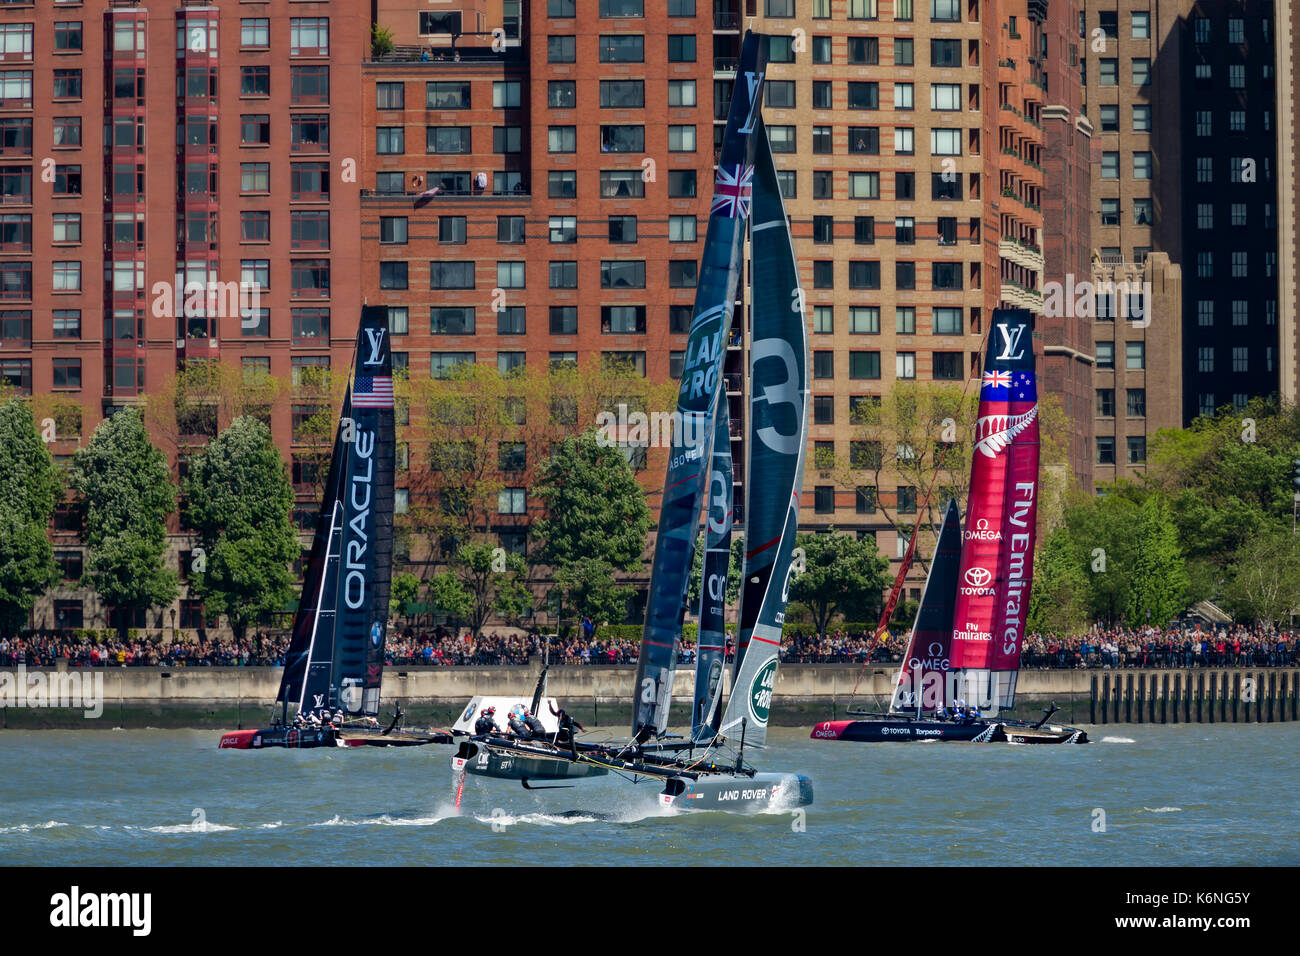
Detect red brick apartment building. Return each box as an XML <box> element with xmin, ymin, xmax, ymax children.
<box><xmin>10</xmin><ymin>0</ymin><xmax>1094</xmax><ymax>634</ymax></box>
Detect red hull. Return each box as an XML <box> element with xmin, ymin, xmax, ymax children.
<box><xmin>218</xmin><ymin>730</ymin><xmax>258</xmax><ymax>749</ymax></box>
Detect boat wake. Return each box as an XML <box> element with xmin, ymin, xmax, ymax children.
<box><xmin>0</xmin><ymin>820</ymin><xmax>71</xmax><ymax>834</ymax></box>
<box><xmin>1141</xmin><ymin>806</ymin><xmax>1182</xmax><ymax>813</ymax></box>
<box><xmin>128</xmin><ymin>821</ymin><xmax>239</xmax><ymax>834</ymax></box>
<box><xmin>1100</xmin><ymin>736</ymin><xmax>1137</xmax><ymax>743</ymax></box>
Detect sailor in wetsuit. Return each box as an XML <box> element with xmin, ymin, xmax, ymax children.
<box><xmin>507</xmin><ymin>705</ymin><xmax>530</xmax><ymax>737</ymax></box>
<box><xmin>935</xmin><ymin>705</ymin><xmax>949</xmax><ymax>721</ymax></box>
<box><xmin>546</xmin><ymin>702</ymin><xmax>587</xmax><ymax>754</ymax></box>
<box><xmin>473</xmin><ymin>706</ymin><xmax>499</xmax><ymax>736</ymax></box>
<box><xmin>521</xmin><ymin>707</ymin><xmax>546</xmax><ymax>739</ymax></box>
<box><xmin>968</xmin><ymin>704</ymin><xmax>981</xmax><ymax>722</ymax></box>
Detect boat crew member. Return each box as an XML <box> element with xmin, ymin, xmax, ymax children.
<box><xmin>521</xmin><ymin>707</ymin><xmax>547</xmax><ymax>739</ymax></box>
<box><xmin>548</xmin><ymin>697</ymin><xmax>585</xmax><ymax>749</ymax></box>
<box><xmin>969</xmin><ymin>704</ymin><xmax>981</xmax><ymax>721</ymax></box>
<box><xmin>935</xmin><ymin>705</ymin><xmax>948</xmax><ymax>721</ymax></box>
<box><xmin>507</xmin><ymin>705</ymin><xmax>530</xmax><ymax>737</ymax></box>
<box><xmin>474</xmin><ymin>707</ymin><xmax>499</xmax><ymax>735</ymax></box>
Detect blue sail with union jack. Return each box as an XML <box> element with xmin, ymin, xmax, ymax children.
<box><xmin>632</xmin><ymin>32</ymin><xmax>768</xmax><ymax>738</ymax></box>
<box><xmin>711</xmin><ymin>163</ymin><xmax>754</xmax><ymax>219</ymax></box>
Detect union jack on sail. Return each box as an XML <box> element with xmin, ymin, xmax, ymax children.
<box><xmin>981</xmin><ymin>369</ymin><xmax>1011</xmax><ymax>391</ymax></box>
<box><xmin>711</xmin><ymin>163</ymin><xmax>754</xmax><ymax>220</ymax></box>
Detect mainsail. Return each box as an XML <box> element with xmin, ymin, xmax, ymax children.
<box><xmin>632</xmin><ymin>32</ymin><xmax>767</xmax><ymax>737</ymax></box>
<box><xmin>690</xmin><ymin>398</ymin><xmax>733</xmax><ymax>740</ymax></box>
<box><xmin>889</xmin><ymin>498</ymin><xmax>962</xmax><ymax>713</ymax></box>
<box><xmin>715</xmin><ymin>120</ymin><xmax>808</xmax><ymax>748</ymax></box>
<box><xmin>948</xmin><ymin>308</ymin><xmax>1039</xmax><ymax>712</ymax></box>
<box><xmin>276</xmin><ymin>306</ymin><xmax>395</xmax><ymax>717</ymax></box>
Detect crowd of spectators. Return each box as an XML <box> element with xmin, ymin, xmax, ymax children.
<box><xmin>0</xmin><ymin>632</ymin><xmax>290</xmax><ymax>668</ymax></box>
<box><xmin>1</xmin><ymin>623</ymin><xmax>1295</xmax><ymax>669</ymax></box>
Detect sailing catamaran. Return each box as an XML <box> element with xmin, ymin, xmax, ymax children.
<box><xmin>220</xmin><ymin>306</ymin><xmax>450</xmax><ymax>749</ymax></box>
<box><xmin>810</xmin><ymin>309</ymin><xmax>1088</xmax><ymax>744</ymax></box>
<box><xmin>450</xmin><ymin>31</ymin><xmax>814</xmax><ymax>809</ymax></box>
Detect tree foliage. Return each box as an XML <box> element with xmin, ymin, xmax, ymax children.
<box><xmin>68</xmin><ymin>408</ymin><xmax>177</xmax><ymax>636</ymax></box>
<box><xmin>182</xmin><ymin>416</ymin><xmax>298</xmax><ymax>640</ymax></box>
<box><xmin>787</xmin><ymin>529</ymin><xmax>890</xmax><ymax>634</ymax></box>
<box><xmin>532</xmin><ymin>430</ymin><xmax>650</xmax><ymax>628</ymax></box>
<box><xmin>428</xmin><ymin>542</ymin><xmax>531</xmax><ymax>638</ymax></box>
<box><xmin>0</xmin><ymin>399</ymin><xmax>61</xmax><ymax>637</ymax></box>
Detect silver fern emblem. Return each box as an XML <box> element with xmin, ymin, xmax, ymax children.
<box><xmin>974</xmin><ymin>405</ymin><xmax>1038</xmax><ymax>459</ymax></box>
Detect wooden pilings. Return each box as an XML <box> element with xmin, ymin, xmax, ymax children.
<box><xmin>1086</xmin><ymin>669</ymin><xmax>1299</xmax><ymax>724</ymax></box>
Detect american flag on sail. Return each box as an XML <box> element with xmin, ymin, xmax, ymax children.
<box><xmin>710</xmin><ymin>163</ymin><xmax>754</xmax><ymax>220</ymax></box>
<box><xmin>353</xmin><ymin>374</ymin><xmax>393</xmax><ymax>408</ymax></box>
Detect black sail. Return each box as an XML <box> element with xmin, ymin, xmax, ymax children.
<box><xmin>276</xmin><ymin>306</ymin><xmax>395</xmax><ymax>716</ymax></box>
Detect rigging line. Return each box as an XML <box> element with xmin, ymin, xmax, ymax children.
<box><xmin>845</xmin><ymin>316</ymin><xmax>997</xmax><ymax>705</ymax></box>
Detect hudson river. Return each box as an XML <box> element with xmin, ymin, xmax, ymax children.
<box><xmin>2</xmin><ymin>725</ymin><xmax>1295</xmax><ymax>865</ymax></box>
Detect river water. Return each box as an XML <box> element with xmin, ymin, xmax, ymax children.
<box><xmin>1</xmin><ymin>725</ymin><xmax>1295</xmax><ymax>866</ymax></box>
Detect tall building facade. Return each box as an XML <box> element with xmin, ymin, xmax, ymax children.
<box><xmin>15</xmin><ymin>0</ymin><xmax>1097</xmax><ymax>634</ymax></box>
<box><xmin>1082</xmin><ymin>0</ymin><xmax>1280</xmax><ymax>430</ymax></box>
<box><xmin>1275</xmin><ymin>0</ymin><xmax>1298</xmax><ymax>406</ymax></box>
<box><xmin>4</xmin><ymin>1</ymin><xmax>367</xmax><ymax>632</ymax></box>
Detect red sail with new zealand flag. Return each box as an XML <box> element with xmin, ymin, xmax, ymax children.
<box><xmin>948</xmin><ymin>309</ymin><xmax>1039</xmax><ymax>712</ymax></box>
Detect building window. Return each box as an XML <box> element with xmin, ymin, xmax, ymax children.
<box><xmin>850</xmin><ymin>351</ymin><xmax>881</xmax><ymax>379</ymax></box>
<box><xmin>550</xmin><ymin>306</ymin><xmax>577</xmax><ymax>334</ymax></box>
<box><xmin>1096</xmin><ymin>437</ymin><xmax>1115</xmax><ymax>465</ymax></box>
<box><xmin>547</xmin><ymin>261</ymin><xmax>577</xmax><ymax>290</ymax></box>
<box><xmin>850</xmin><ymin>306</ymin><xmax>880</xmax><ymax>335</ymax></box>
<box><xmin>426</xmin><ymin>81</ymin><xmax>470</xmax><ymax>109</ymax></box>
<box><xmin>376</xmin><ymin>126</ymin><xmax>404</xmax><ymax>155</ymax></box>
<box><xmin>1126</xmin><ymin>436</ymin><xmax>1146</xmax><ymax>464</ymax></box>
<box><xmin>601</xmin><ymin>306</ymin><xmax>646</xmax><ymax>333</ymax></box>
<box><xmin>599</xmin><ymin>35</ymin><xmax>644</xmax><ymax>62</ymax></box>
<box><xmin>289</xmin><ymin>17</ymin><xmax>329</xmax><ymax>55</ymax></box>
<box><xmin>1096</xmin><ymin>389</ymin><xmax>1115</xmax><ymax>418</ymax></box>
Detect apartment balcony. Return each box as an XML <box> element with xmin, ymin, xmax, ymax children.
<box><xmin>1000</xmin><ymin>280</ymin><xmax>1043</xmax><ymax>313</ymax></box>
<box><xmin>999</xmin><ymin>237</ymin><xmax>1044</xmax><ymax>272</ymax></box>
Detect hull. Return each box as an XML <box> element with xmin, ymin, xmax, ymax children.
<box><xmin>451</xmin><ymin>739</ymin><xmax>609</xmax><ymax>783</ymax></box>
<box><xmin>219</xmin><ymin>726</ymin><xmax>451</xmax><ymax>750</ymax></box>
<box><xmin>810</xmin><ymin>716</ymin><xmax>1088</xmax><ymax>744</ymax></box>
<box><xmin>999</xmin><ymin>722</ymin><xmax>1088</xmax><ymax>744</ymax></box>
<box><xmin>219</xmin><ymin>727</ymin><xmax>340</xmax><ymax>749</ymax></box>
<box><xmin>659</xmin><ymin>771</ymin><xmax>814</xmax><ymax>811</ymax></box>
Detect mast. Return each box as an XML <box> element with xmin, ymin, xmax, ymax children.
<box><xmin>715</xmin><ymin>118</ymin><xmax>808</xmax><ymax>749</ymax></box>
<box><xmin>275</xmin><ymin>306</ymin><xmax>395</xmax><ymax>717</ymax></box>
<box><xmin>889</xmin><ymin>498</ymin><xmax>962</xmax><ymax>714</ymax></box>
<box><xmin>631</xmin><ymin>32</ymin><xmax>767</xmax><ymax>739</ymax></box>
<box><xmin>948</xmin><ymin>308</ymin><xmax>1039</xmax><ymax>713</ymax></box>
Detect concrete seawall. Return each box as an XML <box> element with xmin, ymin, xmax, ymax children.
<box><xmin>2</xmin><ymin>664</ymin><xmax>1295</xmax><ymax>729</ymax></box>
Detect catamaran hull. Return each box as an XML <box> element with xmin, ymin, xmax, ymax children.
<box><xmin>219</xmin><ymin>727</ymin><xmax>340</xmax><ymax>749</ymax></box>
<box><xmin>219</xmin><ymin>727</ymin><xmax>451</xmax><ymax>749</ymax></box>
<box><xmin>659</xmin><ymin>772</ymin><xmax>814</xmax><ymax>811</ymax></box>
<box><xmin>451</xmin><ymin>739</ymin><xmax>609</xmax><ymax>783</ymax></box>
<box><xmin>810</xmin><ymin>718</ymin><xmax>1087</xmax><ymax>744</ymax></box>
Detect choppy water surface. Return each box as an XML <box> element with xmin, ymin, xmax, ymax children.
<box><xmin>1</xmin><ymin>725</ymin><xmax>1295</xmax><ymax>866</ymax></box>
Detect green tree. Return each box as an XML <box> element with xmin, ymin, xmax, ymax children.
<box><xmin>182</xmin><ymin>416</ymin><xmax>298</xmax><ymax>640</ymax></box>
<box><xmin>787</xmin><ymin>529</ymin><xmax>890</xmax><ymax>634</ymax></box>
<box><xmin>389</xmin><ymin>571</ymin><xmax>421</xmax><ymax>618</ymax></box>
<box><xmin>1026</xmin><ymin>525</ymin><xmax>1091</xmax><ymax>635</ymax></box>
<box><xmin>0</xmin><ymin>398</ymin><xmax>61</xmax><ymax>637</ymax></box>
<box><xmin>68</xmin><ymin>408</ymin><xmax>177</xmax><ymax>639</ymax></box>
<box><xmin>1221</xmin><ymin>529</ymin><xmax>1300</xmax><ymax>629</ymax></box>
<box><xmin>532</xmin><ymin>430</ymin><xmax>650</xmax><ymax>628</ymax></box>
<box><xmin>1123</xmin><ymin>495</ymin><xmax>1190</xmax><ymax>628</ymax></box>
<box><xmin>533</xmin><ymin>431</ymin><xmax>649</xmax><ymax>570</ymax></box>
<box><xmin>430</xmin><ymin>542</ymin><xmax>532</xmax><ymax>639</ymax></box>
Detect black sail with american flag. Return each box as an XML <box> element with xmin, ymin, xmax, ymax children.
<box><xmin>276</xmin><ymin>306</ymin><xmax>395</xmax><ymax>717</ymax></box>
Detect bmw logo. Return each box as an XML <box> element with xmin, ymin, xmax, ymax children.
<box><xmin>370</xmin><ymin>621</ymin><xmax>383</xmax><ymax>646</ymax></box>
